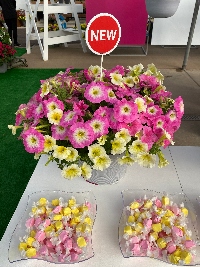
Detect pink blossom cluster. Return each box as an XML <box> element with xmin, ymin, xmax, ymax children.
<box><xmin>18</xmin><ymin>196</ymin><xmax>95</xmax><ymax>263</ymax></box>
<box><xmin>120</xmin><ymin>195</ymin><xmax>196</xmax><ymax>265</ymax></box>
<box><xmin>11</xmin><ymin>64</ymin><xmax>184</xmax><ymax>171</ymax></box>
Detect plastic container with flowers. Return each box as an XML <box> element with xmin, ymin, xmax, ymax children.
<box><xmin>8</xmin><ymin>64</ymin><xmax>184</xmax><ymax>180</ymax></box>
<box><xmin>0</xmin><ymin>27</ymin><xmax>16</xmax><ymax>67</ymax></box>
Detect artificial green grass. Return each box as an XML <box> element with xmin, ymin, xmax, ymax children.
<box><xmin>0</xmin><ymin>68</ymin><xmax>81</xmax><ymax>240</ymax></box>
<box><xmin>14</xmin><ymin>47</ymin><xmax>27</xmax><ymax>57</ymax></box>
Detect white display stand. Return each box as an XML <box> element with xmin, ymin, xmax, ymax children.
<box><xmin>25</xmin><ymin>0</ymin><xmax>87</xmax><ymax>61</ymax></box>
<box><xmin>1</xmin><ymin>146</ymin><xmax>200</xmax><ymax>266</ymax></box>
<box><xmin>151</xmin><ymin>0</ymin><xmax>200</xmax><ymax>45</ymax></box>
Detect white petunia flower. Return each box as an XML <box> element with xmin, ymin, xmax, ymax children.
<box><xmin>111</xmin><ymin>138</ymin><xmax>126</xmax><ymax>155</ymax></box>
<box><xmin>129</xmin><ymin>140</ymin><xmax>148</xmax><ymax>155</ymax></box>
<box><xmin>44</xmin><ymin>135</ymin><xmax>56</xmax><ymax>152</ymax></box>
<box><xmin>88</xmin><ymin>144</ymin><xmax>106</xmax><ymax>160</ymax></box>
<box><xmin>47</xmin><ymin>108</ymin><xmax>63</xmax><ymax>125</ymax></box>
<box><xmin>93</xmin><ymin>155</ymin><xmax>111</xmax><ymax>171</ymax></box>
<box><xmin>61</xmin><ymin>164</ymin><xmax>82</xmax><ymax>179</ymax></box>
<box><xmin>65</xmin><ymin>147</ymin><xmax>79</xmax><ymax>162</ymax></box>
<box><xmin>81</xmin><ymin>162</ymin><xmax>92</xmax><ymax>180</ymax></box>
<box><xmin>53</xmin><ymin>145</ymin><xmax>71</xmax><ymax>160</ymax></box>
<box><xmin>110</xmin><ymin>73</ymin><xmax>123</xmax><ymax>86</ymax></box>
<box><xmin>123</xmin><ymin>76</ymin><xmax>135</xmax><ymax>87</ymax></box>
<box><xmin>115</xmin><ymin>128</ymin><xmax>131</xmax><ymax>144</ymax></box>
<box><xmin>134</xmin><ymin>97</ymin><xmax>147</xmax><ymax>113</ymax></box>
<box><xmin>137</xmin><ymin>152</ymin><xmax>156</xmax><ymax>168</ymax></box>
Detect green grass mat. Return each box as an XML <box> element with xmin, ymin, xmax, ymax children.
<box><xmin>14</xmin><ymin>47</ymin><xmax>27</xmax><ymax>57</ymax></box>
<box><xmin>0</xmin><ymin>68</ymin><xmax>81</xmax><ymax>240</ymax></box>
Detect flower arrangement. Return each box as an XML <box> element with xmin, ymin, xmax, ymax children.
<box><xmin>0</xmin><ymin>27</ymin><xmax>16</xmax><ymax>65</ymax></box>
<box><xmin>40</xmin><ymin>23</ymin><xmax>59</xmax><ymax>32</ymax></box>
<box><xmin>8</xmin><ymin>64</ymin><xmax>184</xmax><ymax>180</ymax></box>
<box><xmin>18</xmin><ymin>9</ymin><xmax>26</xmax><ymax>21</ymax></box>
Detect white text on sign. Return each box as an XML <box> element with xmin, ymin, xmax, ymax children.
<box><xmin>91</xmin><ymin>30</ymin><xmax>117</xmax><ymax>41</ymax></box>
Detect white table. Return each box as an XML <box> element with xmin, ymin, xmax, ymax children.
<box><xmin>1</xmin><ymin>146</ymin><xmax>200</xmax><ymax>266</ymax></box>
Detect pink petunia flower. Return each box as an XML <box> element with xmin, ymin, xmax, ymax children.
<box><xmin>105</xmin><ymin>87</ymin><xmax>117</xmax><ymax>104</ymax></box>
<box><xmin>33</xmin><ymin>103</ymin><xmax>44</xmax><ymax>119</ymax></box>
<box><xmin>141</xmin><ymin>126</ymin><xmax>158</xmax><ymax>150</ymax></box>
<box><xmin>88</xmin><ymin>116</ymin><xmax>109</xmax><ymax>139</ymax></box>
<box><xmin>139</xmin><ymin>74</ymin><xmax>159</xmax><ymax>90</ymax></box>
<box><xmin>43</xmin><ymin>97</ymin><xmax>65</xmax><ymax>115</ymax></box>
<box><xmin>73</xmin><ymin>100</ymin><xmax>89</xmax><ymax>116</ymax></box>
<box><xmin>145</xmin><ymin>104</ymin><xmax>162</xmax><ymax>119</ymax></box>
<box><xmin>51</xmin><ymin>124</ymin><xmax>68</xmax><ymax>140</ymax></box>
<box><xmin>60</xmin><ymin>111</ymin><xmax>78</xmax><ymax>127</ymax></box>
<box><xmin>21</xmin><ymin>128</ymin><xmax>45</xmax><ymax>153</ymax></box>
<box><xmin>15</xmin><ymin>104</ymin><xmax>27</xmax><ymax>125</ymax></box>
<box><xmin>94</xmin><ymin>106</ymin><xmax>111</xmax><ymax>118</ymax></box>
<box><xmin>84</xmin><ymin>82</ymin><xmax>106</xmax><ymax>103</ymax></box>
<box><xmin>68</xmin><ymin>122</ymin><xmax>94</xmax><ymax>148</ymax></box>
<box><xmin>108</xmin><ymin>65</ymin><xmax>125</xmax><ymax>77</ymax></box>
<box><xmin>114</xmin><ymin>99</ymin><xmax>138</xmax><ymax>123</ymax></box>
<box><xmin>117</xmin><ymin>119</ymin><xmax>143</xmax><ymax>136</ymax></box>
<box><xmin>174</xmin><ymin>96</ymin><xmax>184</xmax><ymax>119</ymax></box>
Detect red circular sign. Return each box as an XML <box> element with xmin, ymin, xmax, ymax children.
<box><xmin>86</xmin><ymin>13</ymin><xmax>121</xmax><ymax>55</ymax></box>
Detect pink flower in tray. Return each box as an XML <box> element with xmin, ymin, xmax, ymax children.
<box><xmin>22</xmin><ymin>128</ymin><xmax>45</xmax><ymax>153</ymax></box>
<box><xmin>114</xmin><ymin>98</ymin><xmax>138</xmax><ymax>123</ymax></box>
<box><xmin>68</xmin><ymin>122</ymin><xmax>94</xmax><ymax>148</ymax></box>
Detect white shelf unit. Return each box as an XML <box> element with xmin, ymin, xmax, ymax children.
<box><xmin>25</xmin><ymin>0</ymin><xmax>87</xmax><ymax>61</ymax></box>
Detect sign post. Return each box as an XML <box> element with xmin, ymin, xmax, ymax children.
<box><xmin>86</xmin><ymin>13</ymin><xmax>121</xmax><ymax>79</ymax></box>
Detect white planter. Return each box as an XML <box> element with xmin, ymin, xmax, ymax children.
<box><xmin>0</xmin><ymin>63</ymin><xmax>7</xmax><ymax>73</ymax></box>
<box><xmin>145</xmin><ymin>0</ymin><xmax>181</xmax><ymax>18</ymax></box>
<box><xmin>87</xmin><ymin>155</ymin><xmax>128</xmax><ymax>185</ymax></box>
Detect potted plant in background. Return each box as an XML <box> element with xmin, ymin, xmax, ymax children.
<box><xmin>0</xmin><ymin>11</ymin><xmax>5</xmax><ymax>27</ymax></box>
<box><xmin>8</xmin><ymin>64</ymin><xmax>184</xmax><ymax>184</ymax></box>
<box><xmin>0</xmin><ymin>27</ymin><xmax>16</xmax><ymax>73</ymax></box>
<box><xmin>145</xmin><ymin>0</ymin><xmax>181</xmax><ymax>18</ymax></box>
<box><xmin>17</xmin><ymin>9</ymin><xmax>26</xmax><ymax>27</ymax></box>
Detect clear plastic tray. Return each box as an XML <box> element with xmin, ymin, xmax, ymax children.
<box><xmin>119</xmin><ymin>189</ymin><xmax>199</xmax><ymax>266</ymax></box>
<box><xmin>8</xmin><ymin>190</ymin><xmax>96</xmax><ymax>264</ymax></box>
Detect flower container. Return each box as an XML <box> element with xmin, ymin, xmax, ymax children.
<box><xmin>0</xmin><ymin>63</ymin><xmax>7</xmax><ymax>73</ymax></box>
<box><xmin>145</xmin><ymin>0</ymin><xmax>181</xmax><ymax>18</ymax></box>
<box><xmin>87</xmin><ymin>154</ymin><xmax>128</xmax><ymax>185</ymax></box>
